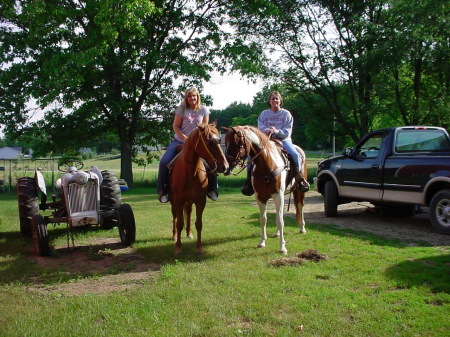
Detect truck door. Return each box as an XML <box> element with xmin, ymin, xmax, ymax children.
<box><xmin>338</xmin><ymin>131</ymin><xmax>387</xmax><ymax>201</ymax></box>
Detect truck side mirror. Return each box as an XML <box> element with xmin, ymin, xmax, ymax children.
<box><xmin>342</xmin><ymin>147</ymin><xmax>353</xmax><ymax>157</ymax></box>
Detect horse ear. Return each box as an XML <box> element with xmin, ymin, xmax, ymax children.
<box><xmin>196</xmin><ymin>122</ymin><xmax>205</xmax><ymax>131</ymax></box>
<box><xmin>221</xmin><ymin>126</ymin><xmax>230</xmax><ymax>132</ymax></box>
<box><xmin>211</xmin><ymin>120</ymin><xmax>217</xmax><ymax>127</ymax></box>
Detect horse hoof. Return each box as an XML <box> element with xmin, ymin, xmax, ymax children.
<box><xmin>187</xmin><ymin>235</ymin><xmax>194</xmax><ymax>239</ymax></box>
<box><xmin>280</xmin><ymin>249</ymin><xmax>288</xmax><ymax>255</ymax></box>
<box><xmin>175</xmin><ymin>249</ymin><xmax>182</xmax><ymax>255</ymax></box>
<box><xmin>197</xmin><ymin>250</ymin><xmax>205</xmax><ymax>255</ymax></box>
<box><xmin>272</xmin><ymin>234</ymin><xmax>280</xmax><ymax>238</ymax></box>
<box><xmin>299</xmin><ymin>230</ymin><xmax>306</xmax><ymax>234</ymax></box>
<box><xmin>257</xmin><ymin>244</ymin><xmax>265</xmax><ymax>249</ymax></box>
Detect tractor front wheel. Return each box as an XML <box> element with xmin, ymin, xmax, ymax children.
<box><xmin>118</xmin><ymin>203</ymin><xmax>136</xmax><ymax>246</ymax></box>
<box><xmin>32</xmin><ymin>214</ymin><xmax>50</xmax><ymax>256</ymax></box>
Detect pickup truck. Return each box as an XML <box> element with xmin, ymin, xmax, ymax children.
<box><xmin>314</xmin><ymin>126</ymin><xmax>450</xmax><ymax>234</ymax></box>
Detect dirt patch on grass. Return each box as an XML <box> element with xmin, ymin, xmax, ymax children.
<box><xmin>269</xmin><ymin>249</ymin><xmax>330</xmax><ymax>267</ymax></box>
<box><xmin>27</xmin><ymin>238</ymin><xmax>160</xmax><ymax>296</ymax></box>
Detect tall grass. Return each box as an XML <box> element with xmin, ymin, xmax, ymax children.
<box><xmin>0</xmin><ymin>186</ymin><xmax>449</xmax><ymax>336</ymax></box>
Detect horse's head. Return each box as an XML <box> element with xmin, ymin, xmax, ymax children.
<box><xmin>189</xmin><ymin>121</ymin><xmax>229</xmax><ymax>174</ymax></box>
<box><xmin>221</xmin><ymin>126</ymin><xmax>251</xmax><ymax>175</ymax></box>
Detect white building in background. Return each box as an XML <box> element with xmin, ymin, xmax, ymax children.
<box><xmin>0</xmin><ymin>147</ymin><xmax>22</xmax><ymax>159</ymax></box>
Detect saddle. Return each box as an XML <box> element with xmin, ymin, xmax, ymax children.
<box><xmin>269</xmin><ymin>139</ymin><xmax>308</xmax><ymax>193</ymax></box>
<box><xmin>167</xmin><ymin>144</ymin><xmax>184</xmax><ymax>173</ymax></box>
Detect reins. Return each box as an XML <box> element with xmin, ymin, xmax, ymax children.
<box><xmin>188</xmin><ymin>127</ymin><xmax>219</xmax><ymax>173</ymax></box>
<box><xmin>227</xmin><ymin>128</ymin><xmax>265</xmax><ymax>176</ymax></box>
<box><xmin>228</xmin><ymin>128</ymin><xmax>288</xmax><ymax>183</ymax></box>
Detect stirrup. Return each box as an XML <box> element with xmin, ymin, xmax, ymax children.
<box><xmin>159</xmin><ymin>188</ymin><xmax>170</xmax><ymax>203</ymax></box>
<box><xmin>207</xmin><ymin>190</ymin><xmax>218</xmax><ymax>201</ymax></box>
<box><xmin>241</xmin><ymin>181</ymin><xmax>254</xmax><ymax>196</ymax></box>
<box><xmin>298</xmin><ymin>178</ymin><xmax>310</xmax><ymax>192</ymax></box>
<box><xmin>159</xmin><ymin>194</ymin><xmax>169</xmax><ymax>203</ymax></box>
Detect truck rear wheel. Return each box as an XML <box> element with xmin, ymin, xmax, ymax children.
<box><xmin>430</xmin><ymin>189</ymin><xmax>450</xmax><ymax>234</ymax></box>
<box><xmin>17</xmin><ymin>177</ymin><xmax>39</xmax><ymax>237</ymax></box>
<box><xmin>324</xmin><ymin>180</ymin><xmax>338</xmax><ymax>217</ymax></box>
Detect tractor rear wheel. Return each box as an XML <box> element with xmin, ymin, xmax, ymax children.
<box><xmin>118</xmin><ymin>203</ymin><xmax>136</xmax><ymax>245</ymax></box>
<box><xmin>17</xmin><ymin>177</ymin><xmax>39</xmax><ymax>237</ymax></box>
<box><xmin>100</xmin><ymin>170</ymin><xmax>122</xmax><ymax>229</ymax></box>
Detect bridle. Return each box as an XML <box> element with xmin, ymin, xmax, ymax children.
<box><xmin>192</xmin><ymin>127</ymin><xmax>220</xmax><ymax>173</ymax></box>
<box><xmin>225</xmin><ymin>127</ymin><xmax>266</xmax><ymax>175</ymax></box>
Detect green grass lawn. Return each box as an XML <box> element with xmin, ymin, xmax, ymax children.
<box><xmin>0</xmin><ymin>184</ymin><xmax>449</xmax><ymax>336</ymax></box>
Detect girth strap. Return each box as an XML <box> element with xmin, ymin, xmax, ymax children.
<box><xmin>252</xmin><ymin>165</ymin><xmax>287</xmax><ymax>183</ymax></box>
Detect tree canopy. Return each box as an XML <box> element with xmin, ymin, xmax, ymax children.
<box><xmin>1</xmin><ymin>0</ymin><xmax>447</xmax><ymax>174</ymax></box>
<box><xmin>228</xmin><ymin>0</ymin><xmax>449</xmax><ymax>143</ymax></box>
<box><xmin>0</xmin><ymin>0</ymin><xmax>264</xmax><ymax>185</ymax></box>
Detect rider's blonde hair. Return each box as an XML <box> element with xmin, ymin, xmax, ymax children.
<box><xmin>179</xmin><ymin>87</ymin><xmax>202</xmax><ymax>112</ymax></box>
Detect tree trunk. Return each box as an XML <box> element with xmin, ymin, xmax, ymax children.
<box><xmin>120</xmin><ymin>136</ymin><xmax>134</xmax><ymax>187</ymax></box>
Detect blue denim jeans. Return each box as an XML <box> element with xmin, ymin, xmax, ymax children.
<box><xmin>246</xmin><ymin>140</ymin><xmax>302</xmax><ymax>174</ymax></box>
<box><xmin>157</xmin><ymin>138</ymin><xmax>219</xmax><ymax>195</ymax></box>
<box><xmin>282</xmin><ymin>140</ymin><xmax>301</xmax><ymax>169</ymax></box>
<box><xmin>157</xmin><ymin>139</ymin><xmax>183</xmax><ymax>195</ymax></box>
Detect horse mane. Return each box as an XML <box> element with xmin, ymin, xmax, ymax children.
<box><xmin>242</xmin><ymin>125</ymin><xmax>270</xmax><ymax>148</ymax></box>
<box><xmin>183</xmin><ymin>123</ymin><xmax>219</xmax><ymax>151</ymax></box>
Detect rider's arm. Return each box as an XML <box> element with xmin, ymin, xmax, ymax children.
<box><xmin>173</xmin><ymin>114</ymin><xmax>187</xmax><ymax>142</ymax></box>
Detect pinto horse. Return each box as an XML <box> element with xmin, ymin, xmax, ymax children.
<box><xmin>222</xmin><ymin>125</ymin><xmax>307</xmax><ymax>254</ymax></box>
<box><xmin>169</xmin><ymin>121</ymin><xmax>229</xmax><ymax>255</ymax></box>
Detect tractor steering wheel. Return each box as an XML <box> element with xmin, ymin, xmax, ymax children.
<box><xmin>58</xmin><ymin>160</ymin><xmax>84</xmax><ymax>172</ymax></box>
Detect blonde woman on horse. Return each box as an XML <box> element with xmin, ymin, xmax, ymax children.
<box><xmin>241</xmin><ymin>91</ymin><xmax>309</xmax><ymax>195</ymax></box>
<box><xmin>157</xmin><ymin>87</ymin><xmax>218</xmax><ymax>203</ymax></box>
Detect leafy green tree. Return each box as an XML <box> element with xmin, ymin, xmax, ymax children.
<box><xmin>0</xmin><ymin>0</ymin><xmax>262</xmax><ymax>186</ymax></box>
<box><xmin>210</xmin><ymin>102</ymin><xmax>257</xmax><ymax>128</ymax></box>
<box><xmin>228</xmin><ymin>0</ymin><xmax>448</xmax><ymax>144</ymax></box>
<box><xmin>377</xmin><ymin>0</ymin><xmax>449</xmax><ymax>127</ymax></box>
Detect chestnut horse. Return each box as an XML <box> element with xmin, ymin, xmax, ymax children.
<box><xmin>222</xmin><ymin>125</ymin><xmax>307</xmax><ymax>254</ymax></box>
<box><xmin>169</xmin><ymin>122</ymin><xmax>229</xmax><ymax>255</ymax></box>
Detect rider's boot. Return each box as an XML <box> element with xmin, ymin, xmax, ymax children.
<box><xmin>158</xmin><ymin>176</ymin><xmax>170</xmax><ymax>203</ymax></box>
<box><xmin>207</xmin><ymin>172</ymin><xmax>219</xmax><ymax>201</ymax></box>
<box><xmin>241</xmin><ymin>166</ymin><xmax>254</xmax><ymax>196</ymax></box>
<box><xmin>291</xmin><ymin>162</ymin><xmax>309</xmax><ymax>192</ymax></box>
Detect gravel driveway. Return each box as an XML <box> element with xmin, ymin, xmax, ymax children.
<box><xmin>283</xmin><ymin>191</ymin><xmax>450</xmax><ymax>249</ymax></box>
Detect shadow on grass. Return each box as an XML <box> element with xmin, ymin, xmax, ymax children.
<box><xmin>385</xmin><ymin>254</ymin><xmax>450</xmax><ymax>294</ymax></box>
<box><xmin>0</xmin><ymin>223</ymin><xmax>256</xmax><ymax>287</ymax></box>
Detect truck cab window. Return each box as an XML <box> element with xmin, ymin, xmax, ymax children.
<box><xmin>356</xmin><ymin>133</ymin><xmax>384</xmax><ymax>158</ymax></box>
<box><xmin>396</xmin><ymin>129</ymin><xmax>450</xmax><ymax>152</ymax></box>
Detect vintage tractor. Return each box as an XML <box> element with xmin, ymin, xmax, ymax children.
<box><xmin>17</xmin><ymin>160</ymin><xmax>136</xmax><ymax>256</ymax></box>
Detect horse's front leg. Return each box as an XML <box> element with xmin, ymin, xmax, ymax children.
<box><xmin>273</xmin><ymin>193</ymin><xmax>287</xmax><ymax>254</ymax></box>
<box><xmin>172</xmin><ymin>219</ymin><xmax>177</xmax><ymax>241</ymax></box>
<box><xmin>173</xmin><ymin>205</ymin><xmax>185</xmax><ymax>255</ymax></box>
<box><xmin>184</xmin><ymin>202</ymin><xmax>194</xmax><ymax>238</ymax></box>
<box><xmin>256</xmin><ymin>200</ymin><xmax>268</xmax><ymax>249</ymax></box>
<box><xmin>194</xmin><ymin>198</ymin><xmax>207</xmax><ymax>255</ymax></box>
